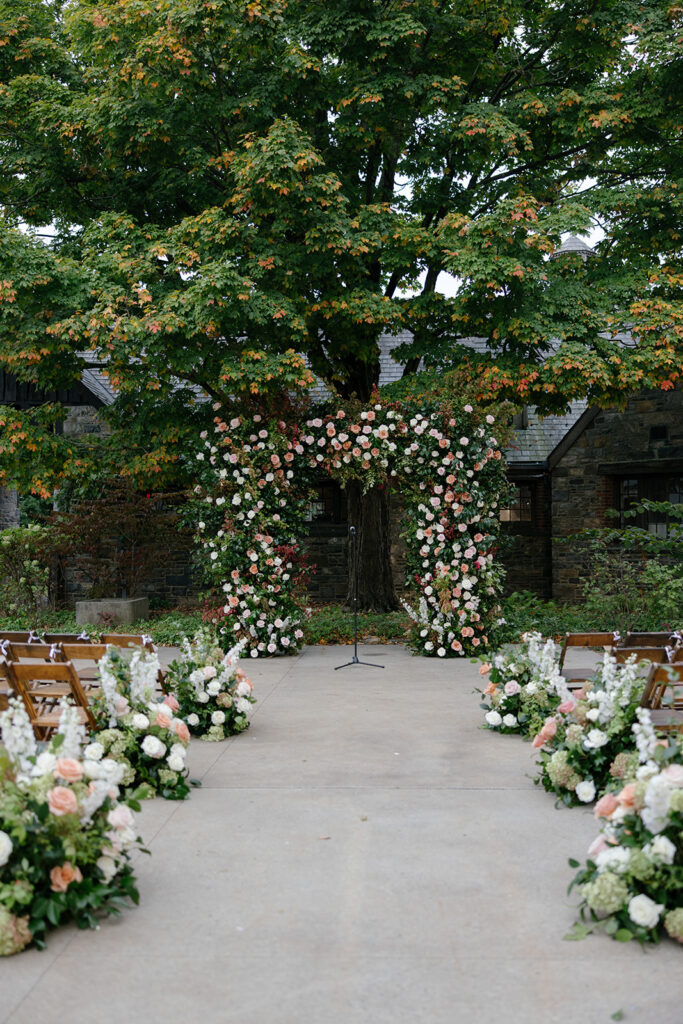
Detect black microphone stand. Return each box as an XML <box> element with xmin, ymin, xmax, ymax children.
<box><xmin>335</xmin><ymin>525</ymin><xmax>384</xmax><ymax>671</ymax></box>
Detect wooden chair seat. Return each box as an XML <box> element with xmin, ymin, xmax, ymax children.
<box><xmin>10</xmin><ymin>661</ymin><xmax>97</xmax><ymax>735</ymax></box>
<box><xmin>648</xmin><ymin>708</ymin><xmax>683</xmax><ymax>732</ymax></box>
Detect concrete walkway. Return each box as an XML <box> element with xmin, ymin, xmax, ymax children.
<box><xmin>1</xmin><ymin>645</ymin><xmax>679</xmax><ymax>1024</ymax></box>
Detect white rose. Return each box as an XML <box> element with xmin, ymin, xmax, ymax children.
<box><xmin>236</xmin><ymin>681</ymin><xmax>252</xmax><ymax>698</ymax></box>
<box><xmin>132</xmin><ymin>713</ymin><xmax>150</xmax><ymax>730</ymax></box>
<box><xmin>437</xmin><ymin>647</ymin><xmax>446</xmax><ymax>657</ymax></box>
<box><xmin>202</xmin><ymin>665</ymin><xmax>217</xmax><ymax>680</ymax></box>
<box><xmin>575</xmin><ymin>779</ymin><xmax>596</xmax><ymax>803</ymax></box>
<box><xmin>525</xmin><ymin>682</ymin><xmax>539</xmax><ymax>696</ymax></box>
<box><xmin>84</xmin><ymin>742</ymin><xmax>104</xmax><ymax>761</ymax></box>
<box><xmin>141</xmin><ymin>735</ymin><xmax>166</xmax><ymax>759</ymax></box>
<box><xmin>83</xmin><ymin>759</ymin><xmax>103</xmax><ymax>780</ymax></box>
<box><xmin>644</xmin><ymin>834</ymin><xmax>676</xmax><ymax>865</ymax></box>
<box><xmin>211</xmin><ymin>710</ymin><xmax>226</xmax><ymax>725</ymax></box>
<box><xmin>0</xmin><ymin>830</ymin><xmax>13</xmax><ymax>867</ymax></box>
<box><xmin>236</xmin><ymin>698</ymin><xmax>251</xmax><ymax>714</ymax></box>
<box><xmin>187</xmin><ymin>713</ymin><xmax>199</xmax><ymax>726</ymax></box>
<box><xmin>197</xmin><ymin>691</ymin><xmax>210</xmax><ymax>704</ymax></box>
<box><xmin>595</xmin><ymin>845</ymin><xmax>630</xmax><ymax>874</ymax></box>
<box><xmin>585</xmin><ymin>708</ymin><xmax>600</xmax><ymax>722</ymax></box>
<box><xmin>96</xmin><ymin>855</ymin><xmax>119</xmax><ymax>883</ymax></box>
<box><xmin>189</xmin><ymin>669</ymin><xmax>204</xmax><ymax>686</ymax></box>
<box><xmin>485</xmin><ymin>710</ymin><xmax>502</xmax><ymax>727</ymax></box>
<box><xmin>502</xmin><ymin>714</ymin><xmax>517</xmax><ymax>728</ymax></box>
<box><xmin>206</xmin><ymin>680</ymin><xmax>221</xmax><ymax>696</ymax></box>
<box><xmin>32</xmin><ymin>751</ymin><xmax>57</xmax><ymax>776</ymax></box>
<box><xmin>584</xmin><ymin>729</ymin><xmax>608</xmax><ymax>750</ymax></box>
<box><xmin>628</xmin><ymin>893</ymin><xmax>663</xmax><ymax>930</ymax></box>
<box><xmin>167</xmin><ymin>753</ymin><xmax>185</xmax><ymax>772</ymax></box>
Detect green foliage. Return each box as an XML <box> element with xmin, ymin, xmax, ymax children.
<box><xmin>581</xmin><ymin>552</ymin><xmax>683</xmax><ymax>637</ymax></box>
<box><xmin>304</xmin><ymin>606</ymin><xmax>411</xmax><ymax>646</ymax></box>
<box><xmin>0</xmin><ymin>524</ymin><xmax>51</xmax><ymax>614</ymax></box>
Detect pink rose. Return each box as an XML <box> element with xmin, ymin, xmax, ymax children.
<box><xmin>107</xmin><ymin>805</ymin><xmax>135</xmax><ymax>831</ymax></box>
<box><xmin>47</xmin><ymin>786</ymin><xmax>78</xmax><ymax>816</ymax></box>
<box><xmin>202</xmin><ymin>666</ymin><xmax>217</xmax><ymax>680</ymax></box>
<box><xmin>543</xmin><ymin>717</ymin><xmax>558</xmax><ymax>739</ymax></box>
<box><xmin>50</xmin><ymin>862</ymin><xmax>82</xmax><ymax>893</ymax></box>
<box><xmin>557</xmin><ymin>698</ymin><xmax>576</xmax><ymax>714</ymax></box>
<box><xmin>531</xmin><ymin>733</ymin><xmax>547</xmax><ymax>749</ymax></box>
<box><xmin>587</xmin><ymin>835</ymin><xmax>609</xmax><ymax>858</ymax></box>
<box><xmin>54</xmin><ymin>758</ymin><xmax>83</xmax><ymax>783</ymax></box>
<box><xmin>173</xmin><ymin>720</ymin><xmax>190</xmax><ymax>743</ymax></box>
<box><xmin>114</xmin><ymin>694</ymin><xmax>130</xmax><ymax>716</ymax></box>
<box><xmin>504</xmin><ymin>681</ymin><xmax>521</xmax><ymax>696</ymax></box>
<box><xmin>163</xmin><ymin>694</ymin><xmax>180</xmax><ymax>712</ymax></box>
<box><xmin>593</xmin><ymin>793</ymin><xmax>619</xmax><ymax>819</ymax></box>
<box><xmin>662</xmin><ymin>764</ymin><xmax>683</xmax><ymax>787</ymax></box>
<box><xmin>155</xmin><ymin>710</ymin><xmax>172</xmax><ymax>729</ymax></box>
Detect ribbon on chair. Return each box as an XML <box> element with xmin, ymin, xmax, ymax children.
<box><xmin>49</xmin><ymin>643</ymin><xmax>62</xmax><ymax>661</ymax></box>
<box><xmin>27</xmin><ymin>630</ymin><xmax>43</xmax><ymax>644</ymax></box>
<box><xmin>666</xmin><ymin>646</ymin><xmax>676</xmax><ymax>663</ymax></box>
<box><xmin>0</xmin><ymin>639</ymin><xmax>10</xmax><ymax>658</ymax></box>
<box><xmin>141</xmin><ymin>634</ymin><xmax>154</xmax><ymax>648</ymax></box>
<box><xmin>77</xmin><ymin>631</ymin><xmax>91</xmax><ymax>642</ymax></box>
<box><xmin>669</xmin><ymin>631</ymin><xmax>682</xmax><ymax>646</ymax></box>
<box><xmin>613</xmin><ymin>631</ymin><xmax>622</xmax><ymax>644</ymax></box>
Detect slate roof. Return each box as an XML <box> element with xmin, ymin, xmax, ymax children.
<box><xmin>507</xmin><ymin>403</ymin><xmax>589</xmax><ymax>465</ymax></box>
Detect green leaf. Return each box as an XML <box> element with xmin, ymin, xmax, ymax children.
<box><xmin>611</xmin><ymin>1011</ymin><xmax>625</xmax><ymax>1021</ymax></box>
<box><xmin>614</xmin><ymin>929</ymin><xmax>634</xmax><ymax>942</ymax></box>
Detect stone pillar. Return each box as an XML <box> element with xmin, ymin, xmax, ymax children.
<box><xmin>0</xmin><ymin>487</ymin><xmax>19</xmax><ymax>529</ymax></box>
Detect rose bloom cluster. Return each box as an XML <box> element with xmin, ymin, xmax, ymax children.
<box><xmin>93</xmin><ymin>647</ymin><xmax>190</xmax><ymax>800</ymax></box>
<box><xmin>479</xmin><ymin>632</ymin><xmax>569</xmax><ymax>736</ymax></box>
<box><xmin>533</xmin><ymin>652</ymin><xmax>647</xmax><ymax>807</ymax></box>
<box><xmin>195</xmin><ymin>398</ymin><xmax>506</xmax><ymax>659</ymax></box>
<box><xmin>568</xmin><ymin>712</ymin><xmax>683</xmax><ymax>945</ymax></box>
<box><xmin>167</xmin><ymin>631</ymin><xmax>256</xmax><ymax>741</ymax></box>
<box><xmin>0</xmin><ymin>699</ymin><xmax>143</xmax><ymax>955</ymax></box>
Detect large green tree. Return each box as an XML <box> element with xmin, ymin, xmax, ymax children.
<box><xmin>0</xmin><ymin>0</ymin><xmax>681</xmax><ymax>607</ymax></box>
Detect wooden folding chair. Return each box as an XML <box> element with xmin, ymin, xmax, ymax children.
<box><xmin>613</xmin><ymin>647</ymin><xmax>668</xmax><ymax>668</ymax></box>
<box><xmin>624</xmin><ymin>631</ymin><xmax>682</xmax><ymax>648</ymax></box>
<box><xmin>0</xmin><ymin>658</ymin><xmax>16</xmax><ymax>712</ymax></box>
<box><xmin>641</xmin><ymin>664</ymin><xmax>683</xmax><ymax>711</ymax></box>
<box><xmin>10</xmin><ymin>661</ymin><xmax>96</xmax><ymax>736</ymax></box>
<box><xmin>559</xmin><ymin>632</ymin><xmax>619</xmax><ymax>683</ymax></box>
<box><xmin>60</xmin><ymin>643</ymin><xmax>110</xmax><ymax>687</ymax></box>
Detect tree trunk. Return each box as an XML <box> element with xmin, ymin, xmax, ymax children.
<box><xmin>345</xmin><ymin>481</ymin><xmax>399</xmax><ymax>612</ymax></box>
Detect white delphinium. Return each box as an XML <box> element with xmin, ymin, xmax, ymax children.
<box><xmin>128</xmin><ymin>648</ymin><xmax>161</xmax><ymax>706</ymax></box>
<box><xmin>0</xmin><ymin>698</ymin><xmax>37</xmax><ymax>782</ymax></box>
<box><xmin>56</xmin><ymin>699</ymin><xmax>88</xmax><ymax>760</ymax></box>
<box><xmin>79</xmin><ymin>761</ymin><xmax>125</xmax><ymax>824</ymax></box>
<box><xmin>641</xmin><ymin>772</ymin><xmax>674</xmax><ymax>834</ymax></box>
<box><xmin>98</xmin><ymin>654</ymin><xmax>121</xmax><ymax>725</ymax></box>
<box><xmin>633</xmin><ymin>707</ymin><xmax>659</xmax><ymax>764</ymax></box>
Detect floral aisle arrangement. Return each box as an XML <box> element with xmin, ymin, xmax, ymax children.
<box><xmin>0</xmin><ymin>699</ymin><xmax>144</xmax><ymax>955</ymax></box>
<box><xmin>167</xmin><ymin>632</ymin><xmax>255</xmax><ymax>741</ymax></box>
<box><xmin>567</xmin><ymin>710</ymin><xmax>683</xmax><ymax>944</ymax></box>
<box><xmin>93</xmin><ymin>647</ymin><xmax>191</xmax><ymax>800</ymax></box>
<box><xmin>533</xmin><ymin>652</ymin><xmax>647</xmax><ymax>807</ymax></box>
<box><xmin>479</xmin><ymin>631</ymin><xmax>569</xmax><ymax>736</ymax></box>
<box><xmin>194</xmin><ymin>395</ymin><xmax>507</xmax><ymax>658</ymax></box>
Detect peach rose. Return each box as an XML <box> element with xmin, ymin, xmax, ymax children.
<box><xmin>557</xmin><ymin>698</ymin><xmax>576</xmax><ymax>714</ymax></box>
<box><xmin>173</xmin><ymin>719</ymin><xmax>190</xmax><ymax>743</ymax></box>
<box><xmin>574</xmin><ymin>689</ymin><xmax>585</xmax><ymax>700</ymax></box>
<box><xmin>155</xmin><ymin>710</ymin><xmax>172</xmax><ymax>729</ymax></box>
<box><xmin>54</xmin><ymin>758</ymin><xmax>83</xmax><ymax>783</ymax></box>
<box><xmin>47</xmin><ymin>786</ymin><xmax>78</xmax><ymax>816</ymax></box>
<box><xmin>478</xmin><ymin>663</ymin><xmax>491</xmax><ymax>676</ymax></box>
<box><xmin>50</xmin><ymin>862</ymin><xmax>82</xmax><ymax>893</ymax></box>
<box><xmin>483</xmin><ymin>681</ymin><xmax>498</xmax><ymax>696</ymax></box>
<box><xmin>616</xmin><ymin>782</ymin><xmax>637</xmax><ymax>810</ymax></box>
<box><xmin>531</xmin><ymin>732</ymin><xmax>547</xmax><ymax>749</ymax></box>
<box><xmin>114</xmin><ymin>694</ymin><xmax>130</xmax><ymax>716</ymax></box>
<box><xmin>163</xmin><ymin>694</ymin><xmax>180</xmax><ymax>712</ymax></box>
<box><xmin>594</xmin><ymin>792</ymin><xmax>619</xmax><ymax>819</ymax></box>
<box><xmin>543</xmin><ymin>717</ymin><xmax>558</xmax><ymax>739</ymax></box>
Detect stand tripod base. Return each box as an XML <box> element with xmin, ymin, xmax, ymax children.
<box><xmin>334</xmin><ymin>655</ymin><xmax>385</xmax><ymax>670</ymax></box>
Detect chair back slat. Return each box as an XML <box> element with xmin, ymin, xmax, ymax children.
<box><xmin>100</xmin><ymin>633</ymin><xmax>155</xmax><ymax>651</ymax></box>
<box><xmin>613</xmin><ymin>647</ymin><xmax>667</xmax><ymax>666</ymax></box>
<box><xmin>12</xmin><ymin>661</ymin><xmax>97</xmax><ymax>729</ymax></box>
<box><xmin>624</xmin><ymin>631</ymin><xmax>682</xmax><ymax>648</ymax></box>
<box><xmin>559</xmin><ymin>632</ymin><xmax>617</xmax><ymax>669</ymax></box>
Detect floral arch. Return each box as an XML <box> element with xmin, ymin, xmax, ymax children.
<box><xmin>194</xmin><ymin>395</ymin><xmax>508</xmax><ymax>658</ymax></box>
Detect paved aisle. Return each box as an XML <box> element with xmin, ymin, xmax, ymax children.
<box><xmin>1</xmin><ymin>646</ymin><xmax>679</xmax><ymax>1024</ymax></box>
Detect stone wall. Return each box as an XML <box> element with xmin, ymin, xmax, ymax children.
<box><xmin>551</xmin><ymin>388</ymin><xmax>683</xmax><ymax>601</ymax></box>
<box><xmin>500</xmin><ymin>477</ymin><xmax>552</xmax><ymax>598</ymax></box>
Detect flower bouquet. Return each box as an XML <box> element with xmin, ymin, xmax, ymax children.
<box><xmin>533</xmin><ymin>652</ymin><xmax>649</xmax><ymax>807</ymax></box>
<box><xmin>479</xmin><ymin>632</ymin><xmax>567</xmax><ymax>736</ymax></box>
<box><xmin>0</xmin><ymin>699</ymin><xmax>144</xmax><ymax>955</ymax></box>
<box><xmin>567</xmin><ymin>710</ymin><xmax>683</xmax><ymax>944</ymax></box>
<box><xmin>166</xmin><ymin>631</ymin><xmax>255</xmax><ymax>741</ymax></box>
<box><xmin>93</xmin><ymin>647</ymin><xmax>191</xmax><ymax>800</ymax></box>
